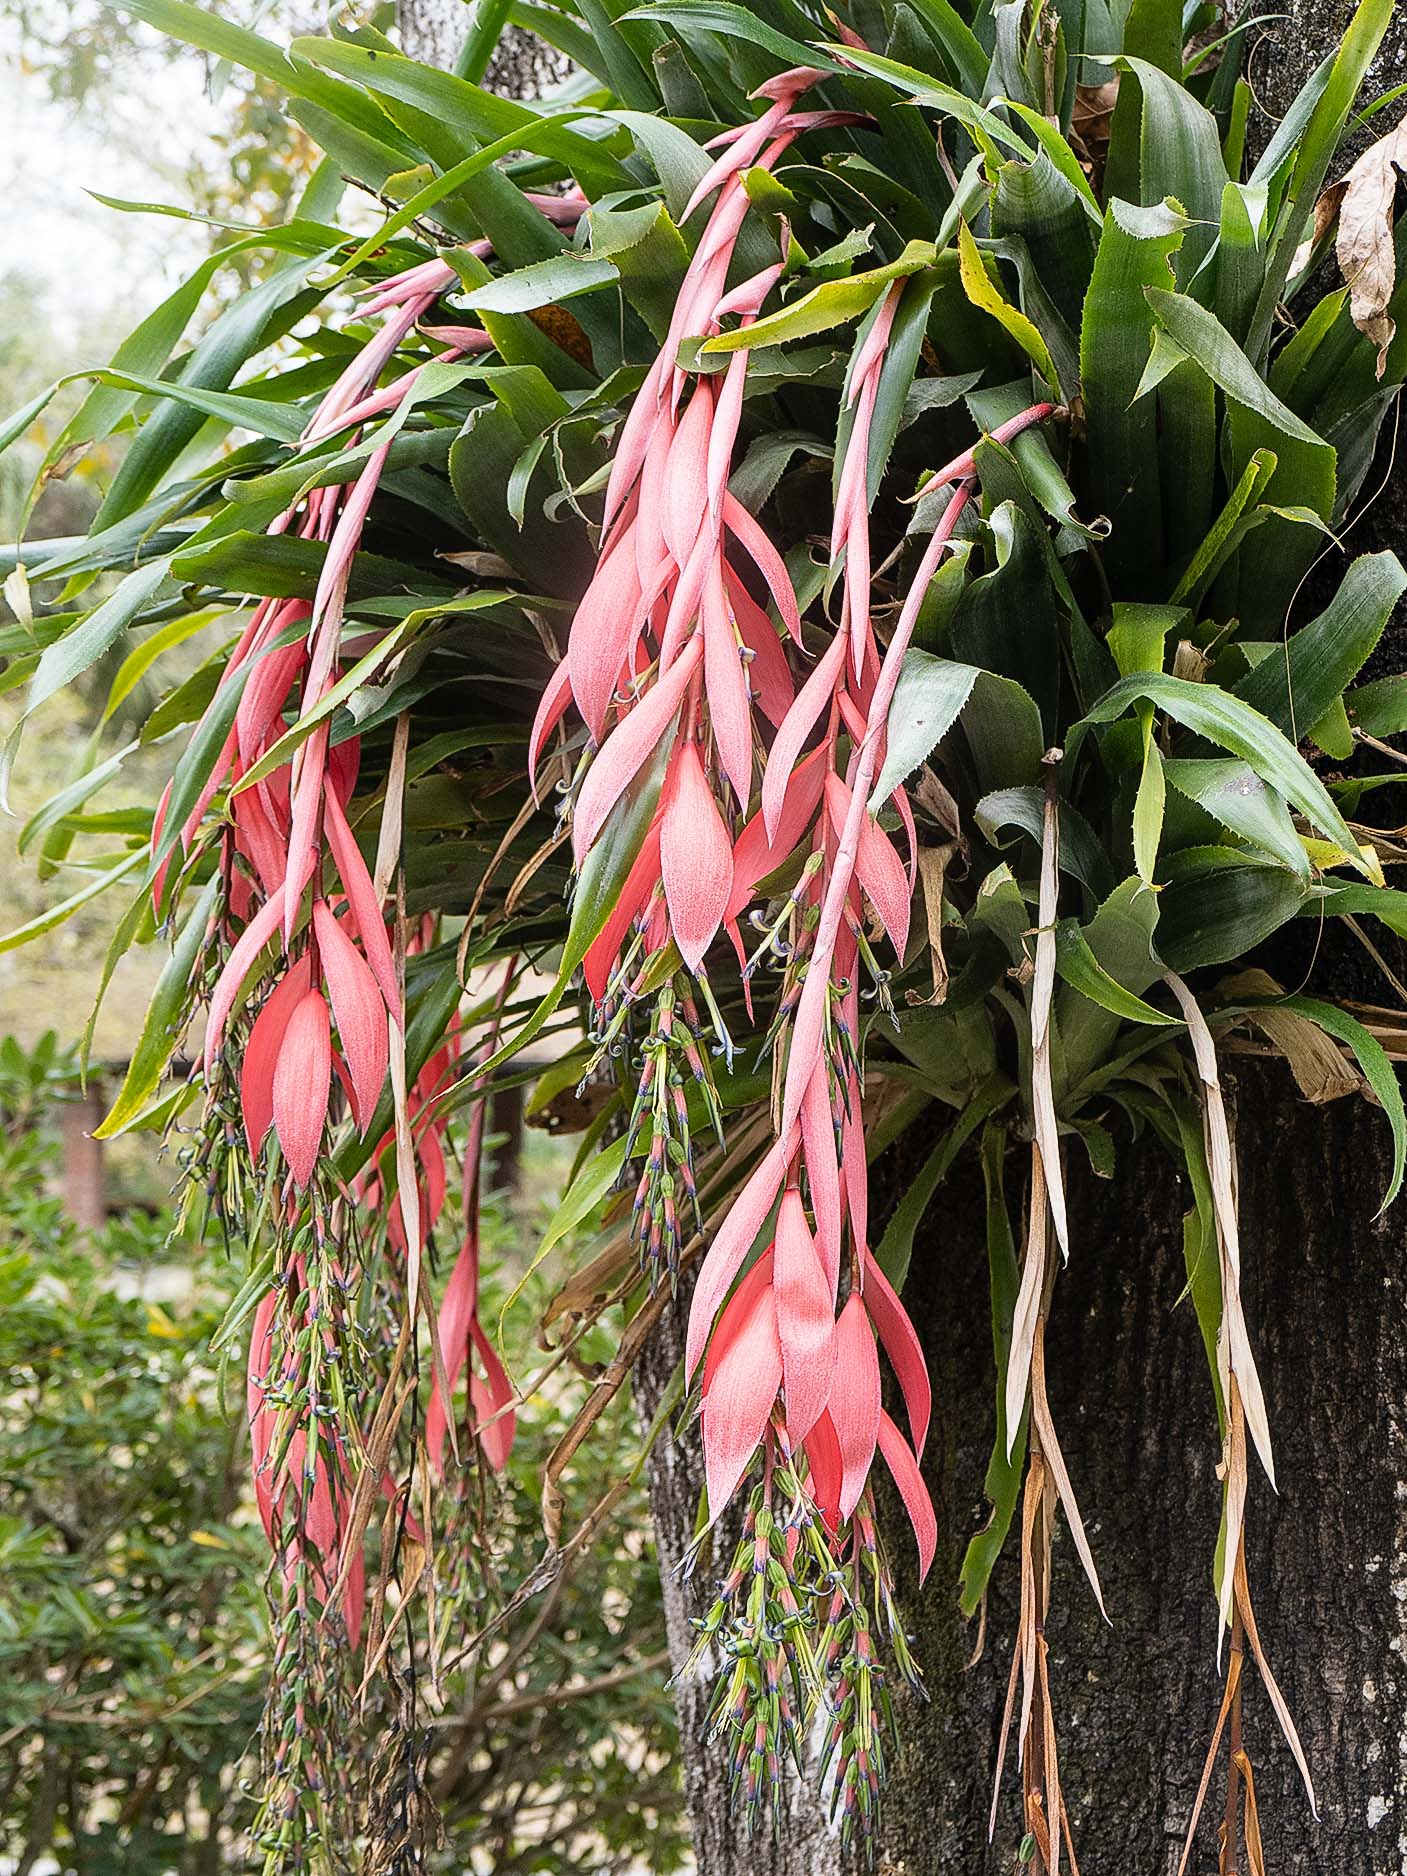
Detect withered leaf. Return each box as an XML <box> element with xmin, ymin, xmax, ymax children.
<box><xmin>1306</xmin><ymin>110</ymin><xmax>1407</xmax><ymax>379</ymax></box>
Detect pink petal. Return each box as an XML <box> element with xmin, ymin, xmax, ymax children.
<box><xmin>241</xmin><ymin>956</ymin><xmax>312</xmax><ymax>1155</ymax></box>
<box><xmin>760</xmin><ymin>628</ymin><xmax>847</xmax><ymax>842</ymax></box>
<box><xmin>804</xmin><ymin>1408</ymin><xmax>843</xmax><ymax>1532</ymax></box>
<box><xmin>236</xmin><ymin>640</ymin><xmax>305</xmax><ymax>765</ymax></box>
<box><xmin>722</xmin><ymin>493</ymin><xmax>801</xmax><ymax>643</ymax></box>
<box><xmin>528</xmin><ymin>659</ymin><xmax>574</xmax><ymax>789</ymax></box>
<box><xmin>701</xmin><ymin>1248</ymin><xmax>775</xmax><ymax>1393</ymax></box>
<box><xmin>282</xmin><ymin>723</ymin><xmax>329</xmax><ymax>941</ymax></box>
<box><xmin>798</xmin><ymin>1061</ymin><xmax>841</xmax><ymax>1297</ymax></box>
<box><xmin>568</xmin><ymin>534</ymin><xmax>649</xmax><ymax>743</ymax></box>
<box><xmin>726</xmin><ymin>742</ymin><xmax>826</xmax><ymax>926</ymax></box>
<box><xmin>702</xmin><ymin>1270</ymin><xmax>781</xmax><ymax>1519</ymax></box>
<box><xmin>877</xmin><ymin>1409</ymin><xmax>937</xmax><ymax>1580</ymax></box>
<box><xmin>602</xmin><ymin>350</ymin><xmax>667</xmax><ymax>531</ymax></box>
<box><xmin>661</xmin><ymin>742</ymin><xmax>733</xmax><ymax>971</ymax></box>
<box><xmin>858</xmin><ymin>811</ymin><xmax>911</xmax><ymax>957</ymax></box>
<box><xmin>707</xmin><ymin>350</ymin><xmax>748</xmax><ymax>513</ymax></box>
<box><xmin>702</xmin><ymin>558</ymin><xmax>753</xmax><ymax>807</ymax></box>
<box><xmin>323</xmin><ymin>784</ymin><xmax>398</xmax><ymax>1015</ymax></box>
<box><xmin>773</xmin><ymin>1188</ymin><xmax>836</xmax><ymax>1444</ymax></box>
<box><xmin>686</xmin><ymin>1138</ymin><xmax>787</xmax><ymax>1380</ymax></box>
<box><xmin>420</xmin><ymin>1121</ymin><xmax>448</xmax><ymax>1233</ymax></box>
<box><xmin>314</xmin><ymin>900</ymin><xmax>388</xmax><ymax>1133</ymax></box>
<box><xmin>571</xmin><ymin>634</ymin><xmax>702</xmax><ymax>863</ymax></box>
<box><xmin>206</xmin><ymin>893</ymin><xmax>285</xmax><ymax>1068</ymax></box>
<box><xmin>662</xmin><ymin>379</ymin><xmax>713</xmax><ymax>566</ymax></box>
<box><xmin>470</xmin><ymin>1318</ymin><xmax>516</xmax><ymax>1471</ymax></box>
<box><xmin>726</xmin><ymin>568</ymin><xmax>793</xmax><ymax>727</ymax></box>
<box><xmin>232</xmin><ymin>776</ymin><xmax>290</xmax><ymax>899</ymax></box>
<box><xmin>583</xmin><ymin>820</ymin><xmax>662</xmax><ymax>1002</ymax></box>
<box><xmin>862</xmin><ymin>1249</ymin><xmax>931</xmax><ymax>1457</ymax></box>
<box><xmin>272</xmin><ymin>987</ymin><xmax>332</xmax><ymax>1187</ymax></box>
<box><xmin>829</xmin><ymin>1293</ymin><xmax>881</xmax><ymax>1520</ymax></box>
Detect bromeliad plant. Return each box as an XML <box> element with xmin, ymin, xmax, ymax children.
<box><xmin>6</xmin><ymin>0</ymin><xmax>1407</xmax><ymax>1865</ymax></box>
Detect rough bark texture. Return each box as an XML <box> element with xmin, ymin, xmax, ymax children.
<box><xmin>635</xmin><ymin>9</ymin><xmax>1407</xmax><ymax>1873</ymax></box>
<box><xmin>396</xmin><ymin>0</ymin><xmax>467</xmax><ymax>71</ymax></box>
<box><xmin>875</xmin><ymin>1064</ymin><xmax>1407</xmax><ymax>1874</ymax></box>
<box><xmin>638</xmin><ymin>1299</ymin><xmax>843</xmax><ymax>1876</ymax></box>
<box><xmin>395</xmin><ymin>0</ymin><xmax>569</xmax><ymax>94</ymax></box>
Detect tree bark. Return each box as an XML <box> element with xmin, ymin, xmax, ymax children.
<box><xmin>874</xmin><ymin>1061</ymin><xmax>1407</xmax><ymax>1875</ymax></box>
<box><xmin>396</xmin><ymin>0</ymin><xmax>569</xmax><ymax>94</ymax></box>
<box><xmin>636</xmin><ymin>10</ymin><xmax>1407</xmax><ymax>1873</ymax></box>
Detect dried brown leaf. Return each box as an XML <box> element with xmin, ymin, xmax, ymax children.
<box><xmin>1032</xmin><ymin>759</ymin><xmax>1069</xmax><ymax>1258</ymax></box>
<box><xmin>1219</xmin><ymin>969</ymin><xmax>1362</xmax><ymax>1103</ymax></box>
<box><xmin>908</xmin><ymin>842</ymin><xmax>955</xmax><ymax>1006</ymax></box>
<box><xmin>1164</xmin><ymin>972</ymin><xmax>1275</xmax><ymax>1489</ymax></box>
<box><xmin>1334</xmin><ymin>110</ymin><xmax>1407</xmax><ymax>377</ymax></box>
<box><xmin>1289</xmin><ymin>179</ymin><xmax>1347</xmax><ymax>276</ymax></box>
<box><xmin>1234</xmin><ymin>1549</ymin><xmax>1318</xmax><ymax>1816</ymax></box>
<box><xmin>1032</xmin><ymin>1333</ymin><xmax>1107</xmax><ymax>1620</ymax></box>
<box><xmin>1071</xmin><ymin>79</ymin><xmax>1119</xmax><ymax>184</ymax></box>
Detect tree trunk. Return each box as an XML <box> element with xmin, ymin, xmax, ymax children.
<box><xmin>637</xmin><ymin>9</ymin><xmax>1407</xmax><ymax>1872</ymax></box>
<box><xmin>396</xmin><ymin>0</ymin><xmax>569</xmax><ymax>93</ymax></box>
<box><xmin>874</xmin><ymin>1061</ymin><xmax>1407</xmax><ymax>1874</ymax></box>
<box><xmin>396</xmin><ymin>0</ymin><xmax>468</xmax><ymax>71</ymax></box>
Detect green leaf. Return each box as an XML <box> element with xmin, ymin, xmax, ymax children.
<box><xmin>94</xmin><ymin>878</ymin><xmax>218</xmax><ymax>1138</ymax></box>
<box><xmin>25</xmin><ymin>560</ymin><xmax>172</xmax><ymax>720</ymax></box>
<box><xmin>1164</xmin><ymin>758</ymin><xmax>1310</xmax><ymax>876</ymax></box>
<box><xmin>100</xmin><ymin>608</ymin><xmax>220</xmax><ymax>725</ymax></box>
<box><xmin>903</xmin><ymin>0</ymin><xmax>988</xmax><ymax>93</ymax></box>
<box><xmin>93</xmin><ymin>247</ymin><xmax>332</xmax><ymax>531</ymax></box>
<box><xmin>974</xmin><ymin>786</ymin><xmax>1113</xmax><ymax>894</ymax></box>
<box><xmin>959</xmin><ymin>1123</ymin><xmax>1027</xmax><ymax>1614</ymax></box>
<box><xmin>1080</xmin><ymin>199</ymin><xmax>1186</xmax><ymax>587</ymax></box>
<box><xmin>1274</xmin><ymin>997</ymin><xmax>1406</xmax><ymax>1210</ymax></box>
<box><xmin>538</xmin><ymin>1137</ymin><xmax>628</xmax><ymax>1259</ymax></box>
<box><xmin>463</xmin><ymin>252</ymin><xmax>621</xmax><ymax>315</ymax></box>
<box><xmin>1054</xmin><ymin>920</ymin><xmax>1179</xmax><ymax>1025</ymax></box>
<box><xmin>1145</xmin><ymin>287</ymin><xmax>1336</xmax><ymax>625</ymax></box>
<box><xmin>73</xmin><ymin>369</ymin><xmax>306</xmax><ymax>443</ymax></box>
<box><xmin>1116</xmin><ymin>56</ymin><xmax>1228</xmax><ymax>283</ymax></box>
<box><xmin>868</xmin><ymin>650</ymin><xmax>978</xmax><ymax>808</ymax></box>
<box><xmin>623</xmin><ymin>0</ymin><xmax>838</xmax><ymax>71</ymax></box>
<box><xmin>875</xmin><ymin>1077</ymin><xmax>1011</xmax><ymax>1290</ymax></box>
<box><xmin>1169</xmin><ymin>446</ymin><xmax>1277</xmax><ymax>606</ymax></box>
<box><xmin>956</xmin><ymin>221</ymin><xmax>1059</xmax><ymax>392</ymax></box>
<box><xmin>1131</xmin><ymin>729</ymin><xmax>1165</xmax><ymax>886</ymax></box>
<box><xmin>1249</xmin><ymin>0</ymin><xmax>1396</xmax><ymax>359</ymax></box>
<box><xmin>1076</xmin><ymin>672</ymin><xmax>1372</xmax><ymax>876</ymax></box>
<box><xmin>18</xmin><ymin>743</ymin><xmax>138</xmax><ymax>857</ymax></box>
<box><xmin>1347</xmin><ymin>670</ymin><xmax>1407</xmax><ymax>739</ymax></box>
<box><xmin>1230</xmin><ymin>551</ymin><xmax>1407</xmax><ymax>741</ymax></box>
<box><xmin>1157</xmin><ymin>854</ymin><xmax>1308</xmax><ymax>970</ymax></box>
<box><xmin>828</xmin><ymin>44</ymin><xmax>1037</xmax><ymax>160</ymax></box>
<box><xmin>0</xmin><ymin>851</ymin><xmax>145</xmax><ymax>952</ymax></box>
<box><xmin>700</xmin><ymin>242</ymin><xmax>937</xmax><ymax>354</ymax></box>
<box><xmin>293</xmin><ymin>35</ymin><xmax>634</xmax><ymax>189</ymax></box>
<box><xmin>170</xmin><ymin>531</ymin><xmax>432</xmax><ymax>601</ymax></box>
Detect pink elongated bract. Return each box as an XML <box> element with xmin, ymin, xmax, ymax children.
<box><xmin>828</xmin><ymin>1293</ymin><xmax>882</xmax><ymax>1521</ymax></box>
<box><xmin>661</xmin><ymin>740</ymin><xmax>734</xmax><ymax>971</ymax></box>
<box><xmin>772</xmin><ymin>1188</ymin><xmax>836</xmax><ymax>1443</ymax></box>
<box><xmin>314</xmin><ymin>899</ymin><xmax>389</xmax><ymax>1133</ymax></box>
<box><xmin>272</xmin><ymin>986</ymin><xmax>333</xmax><ymax>1188</ymax></box>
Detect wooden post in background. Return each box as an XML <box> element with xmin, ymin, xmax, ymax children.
<box><xmin>61</xmin><ymin>1085</ymin><xmax>105</xmax><ymax>1231</ymax></box>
